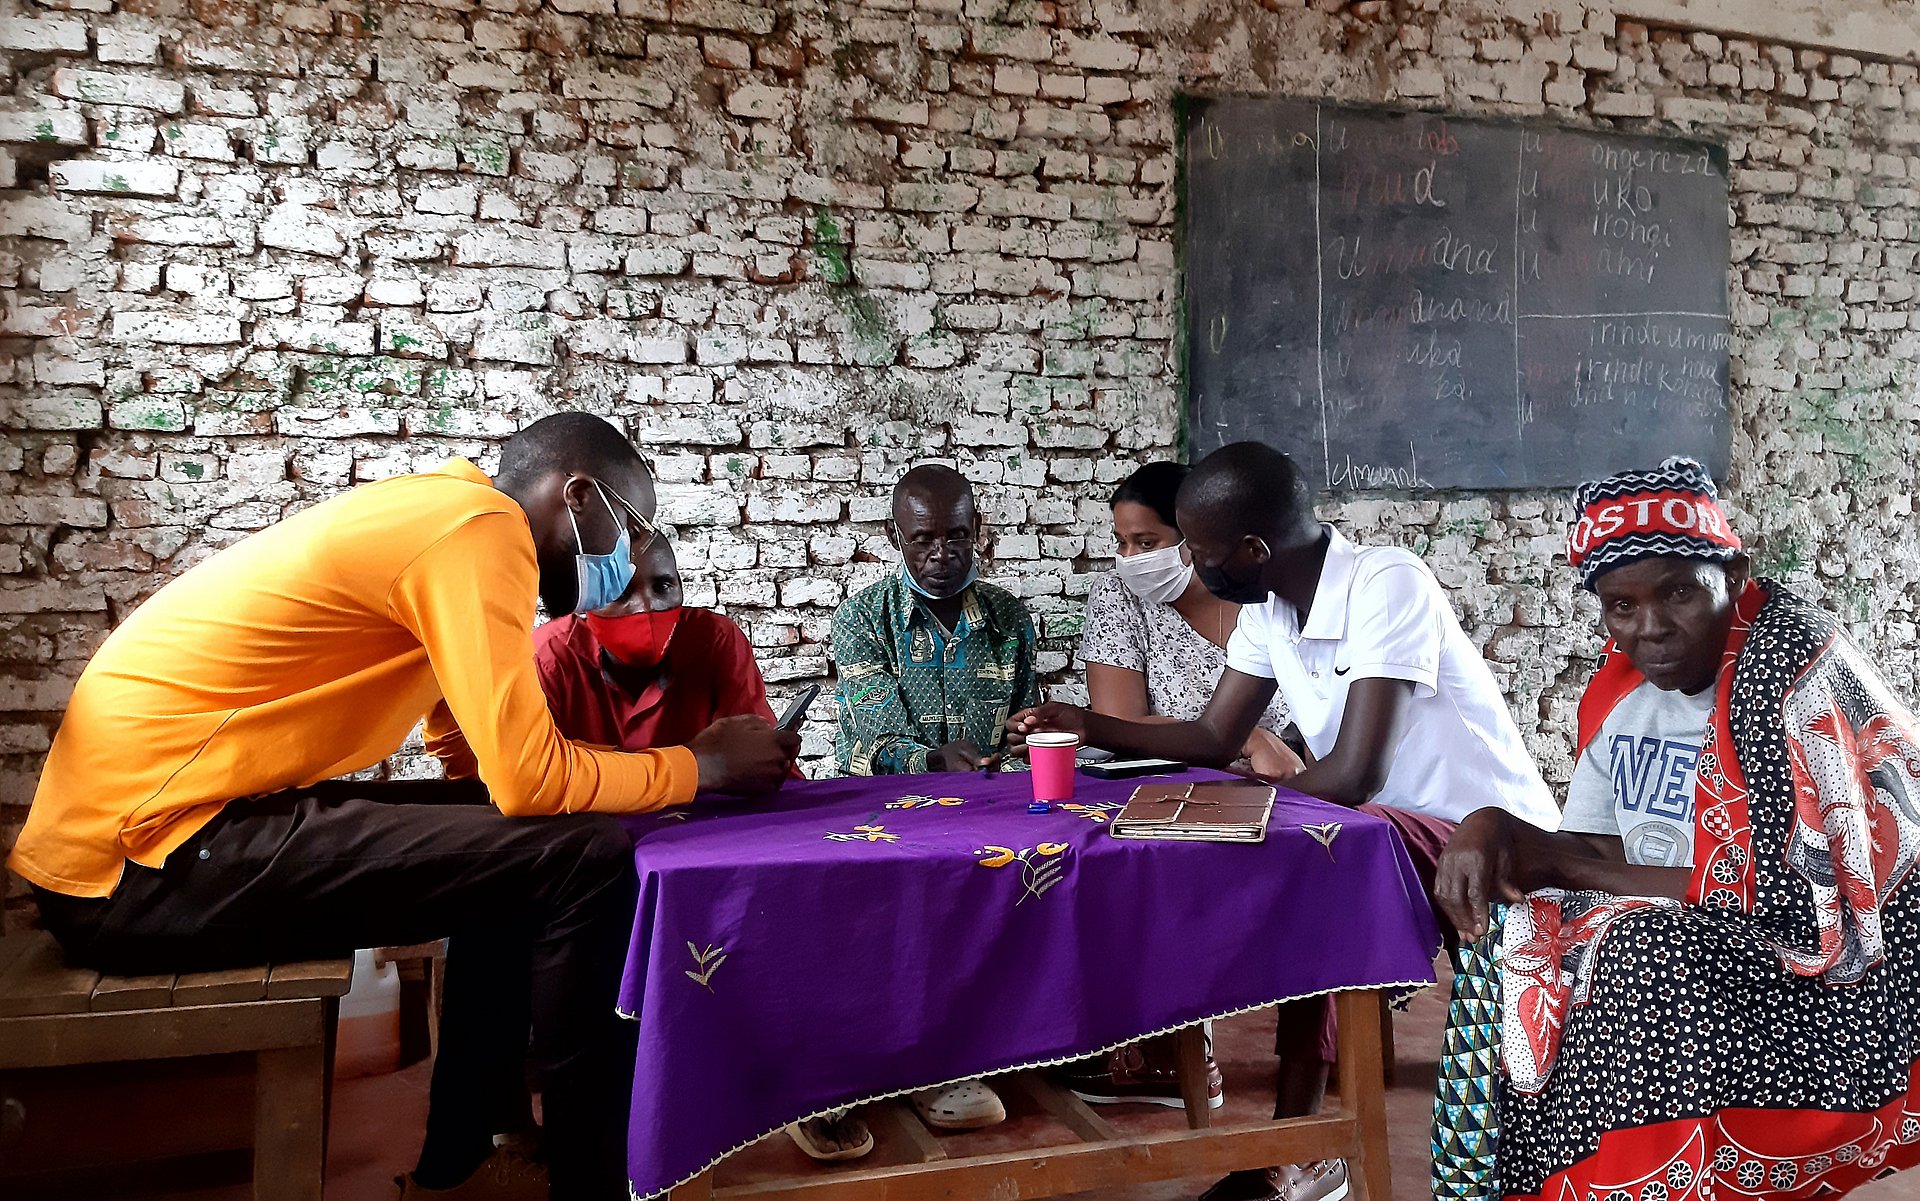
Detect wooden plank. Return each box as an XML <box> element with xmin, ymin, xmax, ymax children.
<box><xmin>1003</xmin><ymin>1072</ymin><xmax>1116</xmax><ymax>1145</ymax></box>
<box><xmin>669</xmin><ymin>1170</ymin><xmax>715</xmax><ymax>1200</ymax></box>
<box><xmin>373</xmin><ymin>941</ymin><xmax>446</xmax><ymax>968</ymax></box>
<box><xmin>266</xmin><ymin>959</ymin><xmax>353</xmax><ymax>1001</ymax></box>
<box><xmin>1334</xmin><ymin>990</ymin><xmax>1392</xmax><ymax>1201</ymax></box>
<box><xmin>172</xmin><ymin>966</ymin><xmax>269</xmax><ymax>1007</ymax></box>
<box><xmin>1175</xmin><ymin>1025</ymin><xmax>1214</xmax><ymax>1132</ymax></box>
<box><xmin>715</xmin><ymin>1112</ymin><xmax>1359</xmax><ymax>1200</ymax></box>
<box><xmin>0</xmin><ymin>930</ymin><xmax>100</xmax><ymax>1018</ymax></box>
<box><xmin>865</xmin><ymin>1098</ymin><xmax>948</xmax><ymax>1165</ymax></box>
<box><xmin>0</xmin><ymin>998</ymin><xmax>328</xmax><ymax>1070</ymax></box>
<box><xmin>253</xmin><ymin>1042</ymin><xmax>327</xmax><ymax>1201</ymax></box>
<box><xmin>90</xmin><ymin>973</ymin><xmax>177</xmax><ymax>1012</ymax></box>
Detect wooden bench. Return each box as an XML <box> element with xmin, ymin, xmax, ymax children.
<box><xmin>667</xmin><ymin>988</ymin><xmax>1397</xmax><ymax>1201</ymax></box>
<box><xmin>0</xmin><ymin>930</ymin><xmax>352</xmax><ymax>1200</ymax></box>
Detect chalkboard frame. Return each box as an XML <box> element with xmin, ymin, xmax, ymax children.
<box><xmin>1178</xmin><ymin>94</ymin><xmax>1733</xmax><ymax>495</ymax></box>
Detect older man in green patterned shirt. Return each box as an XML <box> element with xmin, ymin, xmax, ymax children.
<box><xmin>833</xmin><ymin>464</ymin><xmax>1040</xmax><ymax>776</ymax></box>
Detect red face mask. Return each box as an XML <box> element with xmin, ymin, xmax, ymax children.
<box><xmin>584</xmin><ymin>607</ymin><xmax>683</xmax><ymax>671</ymax></box>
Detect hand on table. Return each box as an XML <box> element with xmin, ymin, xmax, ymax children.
<box><xmin>1003</xmin><ymin>702</ymin><xmax>1090</xmax><ymax>754</ymax></box>
<box><xmin>1242</xmin><ymin>727</ymin><xmax>1306</xmax><ymax>779</ymax></box>
<box><xmin>927</xmin><ymin>739</ymin><xmax>994</xmax><ymax>773</ymax></box>
<box><xmin>1432</xmin><ymin>807</ymin><xmax>1530</xmax><ymax>942</ymax></box>
<box><xmin>688</xmin><ymin>714</ymin><xmax>802</xmax><ymax>795</ymax></box>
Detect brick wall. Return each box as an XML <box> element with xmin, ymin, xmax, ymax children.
<box><xmin>3</xmin><ymin>0</ymin><xmax>1919</xmax><ymax>911</ymax></box>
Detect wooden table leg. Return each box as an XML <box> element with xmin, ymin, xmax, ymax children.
<box><xmin>1379</xmin><ymin>993</ymin><xmax>1397</xmax><ymax>1087</ymax></box>
<box><xmin>668</xmin><ymin>1169</ymin><xmax>715</xmax><ymax>1200</ymax></box>
<box><xmin>1334</xmin><ymin>990</ymin><xmax>1392</xmax><ymax>1201</ymax></box>
<box><xmin>320</xmin><ymin>997</ymin><xmax>339</xmax><ymax>1164</ymax></box>
<box><xmin>1174</xmin><ymin>1024</ymin><xmax>1214</xmax><ymax>1131</ymax></box>
<box><xmin>254</xmin><ymin>1041</ymin><xmax>327</xmax><ymax>1201</ymax></box>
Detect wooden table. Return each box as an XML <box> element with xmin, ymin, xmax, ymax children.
<box><xmin>665</xmin><ymin>989</ymin><xmax>1395</xmax><ymax>1201</ymax></box>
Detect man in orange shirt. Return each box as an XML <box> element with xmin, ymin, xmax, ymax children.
<box><xmin>11</xmin><ymin>412</ymin><xmax>799</xmax><ymax>1201</ymax></box>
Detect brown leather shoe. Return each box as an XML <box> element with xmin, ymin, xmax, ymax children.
<box><xmin>396</xmin><ymin>1145</ymin><xmax>549</xmax><ymax>1201</ymax></box>
<box><xmin>1059</xmin><ymin>1036</ymin><xmax>1224</xmax><ymax>1109</ymax></box>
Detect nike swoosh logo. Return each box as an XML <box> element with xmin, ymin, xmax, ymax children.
<box><xmin>1334</xmin><ymin>666</ymin><xmax>1350</xmax><ymax>676</ymax></box>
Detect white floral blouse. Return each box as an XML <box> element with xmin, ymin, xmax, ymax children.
<box><xmin>1076</xmin><ymin>571</ymin><xmax>1291</xmax><ymax>733</ymax></box>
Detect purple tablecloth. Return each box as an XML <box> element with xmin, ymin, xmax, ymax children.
<box><xmin>617</xmin><ymin>768</ymin><xmax>1441</xmax><ymax>1198</ymax></box>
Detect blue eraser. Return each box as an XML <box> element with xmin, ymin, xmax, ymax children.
<box><xmin>1027</xmin><ymin>802</ymin><xmax>1052</xmax><ymax>813</ymax></box>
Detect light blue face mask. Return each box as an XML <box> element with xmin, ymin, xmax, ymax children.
<box><xmin>568</xmin><ymin>481</ymin><xmax>635</xmax><ymax>615</ymax></box>
<box><xmin>903</xmin><ymin>562</ymin><xmax>978</xmax><ymax>601</ymax></box>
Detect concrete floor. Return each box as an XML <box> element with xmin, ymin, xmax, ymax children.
<box><xmin>124</xmin><ymin>962</ymin><xmax>1920</xmax><ymax>1201</ymax></box>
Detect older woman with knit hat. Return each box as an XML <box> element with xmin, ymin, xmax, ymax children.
<box><xmin>1431</xmin><ymin>458</ymin><xmax>1920</xmax><ymax>1201</ymax></box>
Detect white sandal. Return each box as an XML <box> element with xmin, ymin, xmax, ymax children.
<box><xmin>909</xmin><ymin>1079</ymin><xmax>1006</xmax><ymax>1130</ymax></box>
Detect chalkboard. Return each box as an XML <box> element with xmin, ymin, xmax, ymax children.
<box><xmin>1183</xmin><ymin>98</ymin><xmax>1731</xmax><ymax>492</ymax></box>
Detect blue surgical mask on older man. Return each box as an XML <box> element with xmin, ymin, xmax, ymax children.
<box><xmin>903</xmin><ymin>562</ymin><xmax>979</xmax><ymax>601</ymax></box>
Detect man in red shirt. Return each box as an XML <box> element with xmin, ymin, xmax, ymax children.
<box><xmin>535</xmin><ymin>537</ymin><xmax>790</xmax><ymax>752</ymax></box>
<box><xmin>536</xmin><ymin>537</ymin><xmax>857</xmax><ymax>1159</ymax></box>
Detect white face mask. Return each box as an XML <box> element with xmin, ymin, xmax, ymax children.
<box><xmin>1114</xmin><ymin>542</ymin><xmax>1194</xmax><ymax>605</ymax></box>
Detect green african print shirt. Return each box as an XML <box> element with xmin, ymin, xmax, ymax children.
<box><xmin>831</xmin><ymin>570</ymin><xmax>1041</xmax><ymax>776</ymax></box>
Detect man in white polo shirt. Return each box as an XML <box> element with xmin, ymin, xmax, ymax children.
<box><xmin>1009</xmin><ymin>440</ymin><xmax>1556</xmax><ymax>1201</ymax></box>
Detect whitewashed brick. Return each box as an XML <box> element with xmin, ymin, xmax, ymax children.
<box><xmin>454</xmin><ymin>227</ymin><xmax>568</xmax><ymax>269</ymax></box>
<box><xmin>97</xmin><ymin>27</ymin><xmax>162</xmax><ymax>64</ymax></box>
<box><xmin>52</xmin><ymin>69</ymin><xmax>186</xmax><ymax>113</ymax></box>
<box><xmin>257</xmin><ymin>319</ymin><xmax>377</xmax><ymax>356</ymax></box>
<box><xmin>0</xmin><ymin>111</ymin><xmax>89</xmax><ymax>146</ymax></box>
<box><xmin>2</xmin><ymin>18</ymin><xmax>88</xmax><ymax>54</ymax></box>
<box><xmin>1393</xmin><ymin>67</ymin><xmax>1446</xmax><ymax>99</ymax></box>
<box><xmin>260</xmin><ymin>207</ymin><xmax>347</xmax><ymax>256</ymax></box>
<box><xmin>7</xmin><ymin>393</ymin><xmax>103</xmax><ymax>430</ymax></box>
<box><xmin>165</xmin><ymin>123</ymin><xmax>233</xmax><ymax>160</ymax></box>
<box><xmin>562</xmin><ymin>71</ymin><xmax>673</xmax><ymax>107</ymax></box>
<box><xmin>112</xmin><ymin>312</ymin><xmax>242</xmax><ymax>344</ymax></box>
<box><xmin>381</xmin><ymin>320</ymin><xmax>451</xmax><ymax>357</ymax></box>
<box><xmin>727</xmin><ymin>85</ymin><xmax>792</xmax><ymax>119</ymax></box>
<box><xmin>473</xmin><ymin>319</ymin><xmax>557</xmax><ymax>366</ymax></box>
<box><xmin>50</xmin><ymin>159</ymin><xmax>180</xmax><ymax>197</ymax></box>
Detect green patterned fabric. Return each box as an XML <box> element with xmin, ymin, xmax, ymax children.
<box><xmin>831</xmin><ymin>570</ymin><xmax>1040</xmax><ymax>776</ymax></box>
<box><xmin>1433</xmin><ymin>908</ymin><xmax>1505</xmax><ymax>1201</ymax></box>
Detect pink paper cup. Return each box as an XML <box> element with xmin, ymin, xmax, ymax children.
<box><xmin>1027</xmin><ymin>731</ymin><xmax>1080</xmax><ymax>802</ymax></box>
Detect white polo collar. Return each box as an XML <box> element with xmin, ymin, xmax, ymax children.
<box><xmin>1288</xmin><ymin>524</ymin><xmax>1359</xmax><ymax>643</ymax></box>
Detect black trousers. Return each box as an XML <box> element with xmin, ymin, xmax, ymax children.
<box><xmin>33</xmin><ymin>780</ymin><xmax>639</xmax><ymax>1200</ymax></box>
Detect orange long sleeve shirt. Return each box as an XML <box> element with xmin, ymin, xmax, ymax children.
<box><xmin>11</xmin><ymin>459</ymin><xmax>697</xmax><ymax>898</ymax></box>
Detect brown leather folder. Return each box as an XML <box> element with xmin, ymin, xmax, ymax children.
<box><xmin>1109</xmin><ymin>781</ymin><xmax>1277</xmax><ymax>843</ymax></box>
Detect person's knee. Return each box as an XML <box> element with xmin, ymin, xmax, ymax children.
<box><xmin>550</xmin><ymin>816</ymin><xmax>635</xmax><ymax>905</ymax></box>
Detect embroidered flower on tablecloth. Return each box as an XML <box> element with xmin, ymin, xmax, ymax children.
<box><xmin>975</xmin><ymin>842</ymin><xmax>1070</xmax><ymax>904</ymax></box>
<box><xmin>1302</xmin><ymin>822</ymin><xmax>1343</xmax><ymax>860</ymax></box>
<box><xmin>824</xmin><ymin>823</ymin><xmax>900</xmax><ymax>843</ymax></box>
<box><xmin>684</xmin><ymin>942</ymin><xmax>727</xmax><ymax>992</ymax></box>
<box><xmin>886</xmin><ymin>795</ymin><xmax>965</xmax><ymax>810</ymax></box>
<box><xmin>1059</xmin><ymin>802</ymin><xmax>1123</xmax><ymax>823</ymax></box>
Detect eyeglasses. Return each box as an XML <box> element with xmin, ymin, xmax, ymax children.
<box><xmin>892</xmin><ymin>525</ymin><xmax>980</xmax><ymax>556</ymax></box>
<box><xmin>583</xmin><ymin>477</ymin><xmax>661</xmax><ymax>559</ymax></box>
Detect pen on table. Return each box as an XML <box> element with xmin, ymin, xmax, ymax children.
<box><xmin>981</xmin><ymin>752</ymin><xmax>1001</xmax><ymax>779</ymax></box>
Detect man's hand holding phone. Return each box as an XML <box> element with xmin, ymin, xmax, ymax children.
<box><xmin>687</xmin><ymin>714</ymin><xmax>801</xmax><ymax>796</ymax></box>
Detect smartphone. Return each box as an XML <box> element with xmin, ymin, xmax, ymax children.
<box><xmin>774</xmin><ymin>684</ymin><xmax>821</xmax><ymax>733</ymax></box>
<box><xmin>1081</xmin><ymin>757</ymin><xmax>1187</xmax><ymax>780</ymax></box>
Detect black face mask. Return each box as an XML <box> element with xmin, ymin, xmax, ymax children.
<box><xmin>1195</xmin><ymin>559</ymin><xmax>1269</xmax><ymax>605</ymax></box>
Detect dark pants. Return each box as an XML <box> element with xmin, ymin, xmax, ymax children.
<box><xmin>1274</xmin><ymin>802</ymin><xmax>1455</xmax><ymax>1090</ymax></box>
<box><xmin>32</xmin><ymin>780</ymin><xmax>639</xmax><ymax>1201</ymax></box>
